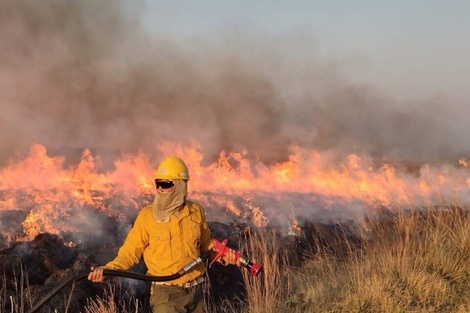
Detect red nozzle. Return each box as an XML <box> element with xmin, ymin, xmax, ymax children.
<box><xmin>211</xmin><ymin>239</ymin><xmax>263</xmax><ymax>277</ymax></box>
<box><xmin>249</xmin><ymin>262</ymin><xmax>263</xmax><ymax>277</ymax></box>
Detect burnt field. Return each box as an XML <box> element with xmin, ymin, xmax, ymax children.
<box><xmin>0</xmin><ymin>215</ymin><xmax>361</xmax><ymax>313</ymax></box>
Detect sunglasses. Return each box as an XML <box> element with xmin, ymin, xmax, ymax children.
<box><xmin>155</xmin><ymin>180</ymin><xmax>174</xmax><ymax>189</ymax></box>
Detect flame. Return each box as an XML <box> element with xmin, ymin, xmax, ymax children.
<box><xmin>0</xmin><ymin>143</ymin><xmax>469</xmax><ymax>247</ymax></box>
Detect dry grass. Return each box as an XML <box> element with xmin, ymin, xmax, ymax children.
<box><xmin>6</xmin><ymin>205</ymin><xmax>470</xmax><ymax>312</ymax></box>
<box><xmin>238</xmin><ymin>229</ymin><xmax>297</xmax><ymax>313</ymax></box>
<box><xmin>0</xmin><ymin>267</ymin><xmax>33</xmax><ymax>313</ymax></box>
<box><xmin>296</xmin><ymin>206</ymin><xmax>470</xmax><ymax>312</ymax></box>
<box><xmin>84</xmin><ymin>280</ymin><xmax>147</xmax><ymax>313</ymax></box>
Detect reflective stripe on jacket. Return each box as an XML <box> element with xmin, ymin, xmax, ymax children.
<box><xmin>105</xmin><ymin>200</ymin><xmax>213</xmax><ymax>285</ymax></box>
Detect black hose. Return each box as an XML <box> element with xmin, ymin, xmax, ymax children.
<box><xmin>26</xmin><ymin>257</ymin><xmax>203</xmax><ymax>313</ymax></box>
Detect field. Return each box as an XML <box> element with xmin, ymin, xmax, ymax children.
<box><xmin>3</xmin><ymin>205</ymin><xmax>470</xmax><ymax>313</ymax></box>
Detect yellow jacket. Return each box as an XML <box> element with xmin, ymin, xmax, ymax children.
<box><xmin>105</xmin><ymin>200</ymin><xmax>212</xmax><ymax>285</ymax></box>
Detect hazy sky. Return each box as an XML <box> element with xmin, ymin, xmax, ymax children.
<box><xmin>143</xmin><ymin>1</ymin><xmax>470</xmax><ymax>104</ymax></box>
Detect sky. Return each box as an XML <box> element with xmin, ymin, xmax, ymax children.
<box><xmin>1</xmin><ymin>0</ymin><xmax>470</xmax><ymax>167</ymax></box>
<box><xmin>142</xmin><ymin>1</ymin><xmax>470</xmax><ymax>104</ymax></box>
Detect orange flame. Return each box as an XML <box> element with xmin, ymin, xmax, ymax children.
<box><xmin>0</xmin><ymin>143</ymin><xmax>469</xmax><ymax>247</ymax></box>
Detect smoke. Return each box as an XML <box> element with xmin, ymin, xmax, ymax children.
<box><xmin>1</xmin><ymin>0</ymin><xmax>468</xmax><ymax>168</ymax></box>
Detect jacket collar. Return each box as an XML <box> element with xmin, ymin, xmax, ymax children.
<box><xmin>178</xmin><ymin>201</ymin><xmax>194</xmax><ymax>220</ymax></box>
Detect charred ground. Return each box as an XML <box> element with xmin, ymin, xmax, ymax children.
<box><xmin>0</xmin><ymin>217</ymin><xmax>362</xmax><ymax>313</ymax></box>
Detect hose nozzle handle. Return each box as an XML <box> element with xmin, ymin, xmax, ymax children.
<box><xmin>211</xmin><ymin>238</ymin><xmax>263</xmax><ymax>277</ymax></box>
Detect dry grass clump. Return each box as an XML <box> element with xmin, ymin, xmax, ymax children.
<box><xmin>84</xmin><ymin>281</ymin><xmax>147</xmax><ymax>313</ymax></box>
<box><xmin>0</xmin><ymin>267</ymin><xmax>33</xmax><ymax>313</ymax></box>
<box><xmin>296</xmin><ymin>206</ymin><xmax>470</xmax><ymax>313</ymax></box>
<box><xmin>239</xmin><ymin>229</ymin><xmax>296</xmax><ymax>313</ymax></box>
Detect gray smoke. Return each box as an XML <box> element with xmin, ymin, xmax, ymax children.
<box><xmin>1</xmin><ymin>0</ymin><xmax>468</xmax><ymax>168</ymax></box>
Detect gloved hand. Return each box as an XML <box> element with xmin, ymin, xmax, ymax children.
<box><xmin>220</xmin><ymin>248</ymin><xmax>241</xmax><ymax>267</ymax></box>
<box><xmin>87</xmin><ymin>266</ymin><xmax>107</xmax><ymax>282</ymax></box>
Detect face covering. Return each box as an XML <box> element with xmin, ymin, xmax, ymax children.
<box><xmin>152</xmin><ymin>179</ymin><xmax>187</xmax><ymax>222</ymax></box>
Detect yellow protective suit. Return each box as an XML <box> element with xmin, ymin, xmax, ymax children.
<box><xmin>105</xmin><ymin>200</ymin><xmax>212</xmax><ymax>285</ymax></box>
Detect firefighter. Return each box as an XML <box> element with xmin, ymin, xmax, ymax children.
<box><xmin>88</xmin><ymin>156</ymin><xmax>239</xmax><ymax>313</ymax></box>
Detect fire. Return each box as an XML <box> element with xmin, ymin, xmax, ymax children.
<box><xmin>459</xmin><ymin>158</ymin><xmax>469</xmax><ymax>168</ymax></box>
<box><xmin>0</xmin><ymin>143</ymin><xmax>469</xmax><ymax>248</ymax></box>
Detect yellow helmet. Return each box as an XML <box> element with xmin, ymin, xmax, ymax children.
<box><xmin>154</xmin><ymin>156</ymin><xmax>190</xmax><ymax>180</ymax></box>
